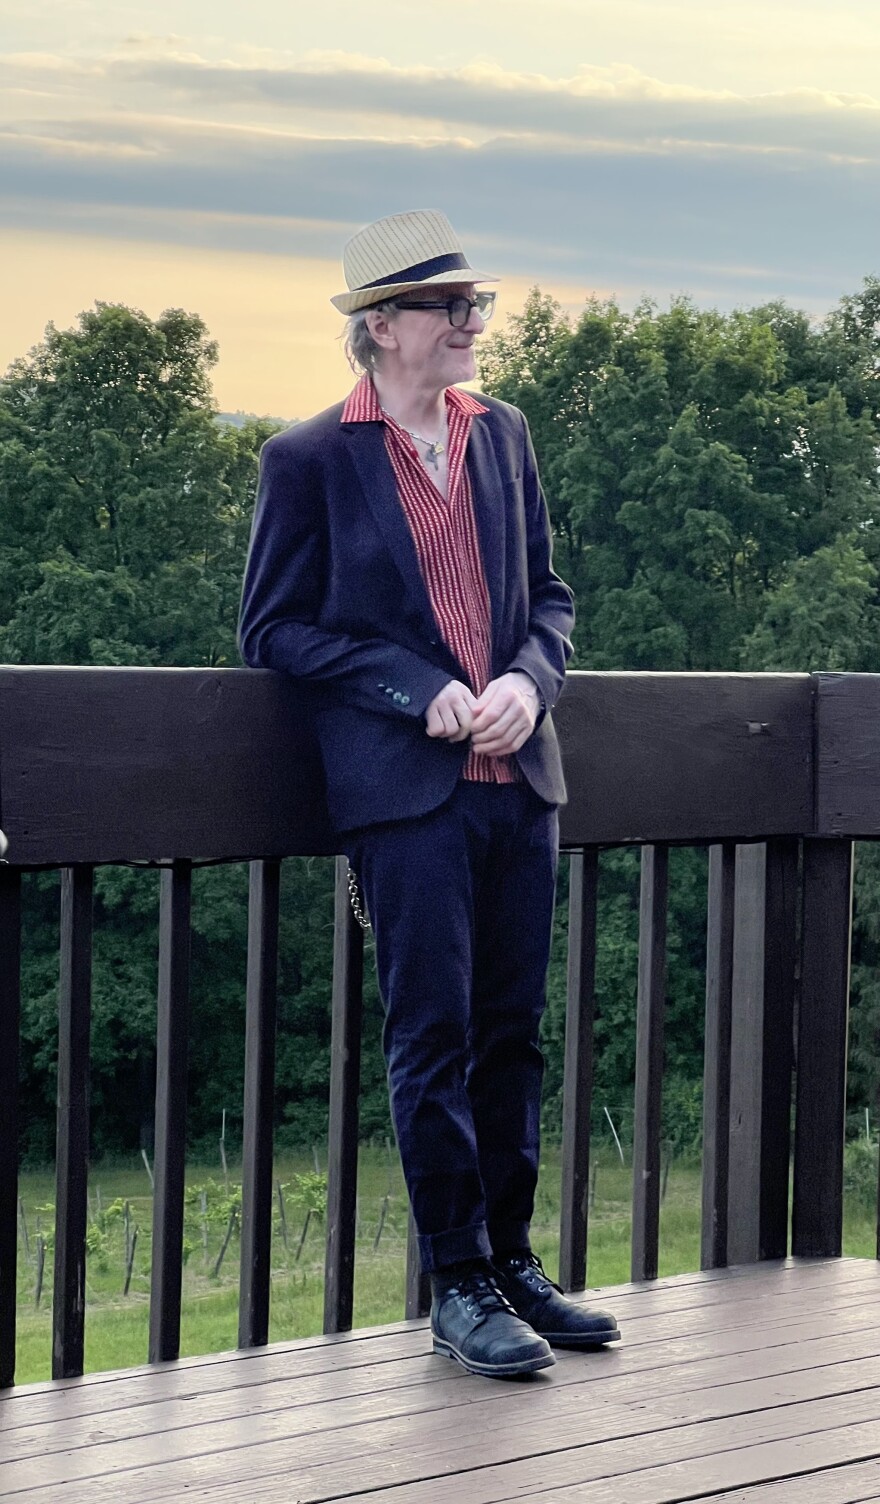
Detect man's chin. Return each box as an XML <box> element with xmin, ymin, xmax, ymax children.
<box><xmin>447</xmin><ymin>352</ymin><xmax>477</xmax><ymax>383</ymax></box>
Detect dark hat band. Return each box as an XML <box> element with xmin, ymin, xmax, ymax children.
<box><xmin>358</xmin><ymin>251</ymin><xmax>470</xmax><ymax>290</ymax></box>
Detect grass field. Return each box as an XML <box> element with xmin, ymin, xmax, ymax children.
<box><xmin>13</xmin><ymin>1144</ymin><xmax>878</xmax><ymax>1386</ymax></box>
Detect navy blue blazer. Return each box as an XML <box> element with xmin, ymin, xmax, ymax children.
<box><xmin>237</xmin><ymin>391</ymin><xmax>575</xmax><ymax>832</ymax></box>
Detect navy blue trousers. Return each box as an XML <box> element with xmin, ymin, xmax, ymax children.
<box><xmin>345</xmin><ymin>780</ymin><xmax>559</xmax><ymax>1272</ymax></box>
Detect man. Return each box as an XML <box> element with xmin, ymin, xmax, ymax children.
<box><xmin>239</xmin><ymin>209</ymin><xmax>619</xmax><ymax>1377</ymax></box>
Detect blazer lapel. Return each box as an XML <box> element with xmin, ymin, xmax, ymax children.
<box><xmin>342</xmin><ymin>423</ymin><xmax>437</xmax><ymax>615</ymax></box>
<box><xmin>465</xmin><ymin>413</ymin><xmax>507</xmax><ymax>657</ymax></box>
<box><xmin>342</xmin><ymin>413</ymin><xmax>509</xmax><ymax>680</ymax></box>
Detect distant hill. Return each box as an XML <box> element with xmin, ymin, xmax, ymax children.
<box><xmin>215</xmin><ymin>410</ymin><xmax>297</xmax><ymax>430</ymax></box>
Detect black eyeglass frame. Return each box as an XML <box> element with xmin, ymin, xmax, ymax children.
<box><xmin>387</xmin><ymin>292</ymin><xmax>497</xmax><ymax>327</ymax></box>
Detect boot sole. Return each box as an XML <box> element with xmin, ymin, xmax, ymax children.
<box><xmin>538</xmin><ymin>1326</ymin><xmax>621</xmax><ymax>1349</ymax></box>
<box><xmin>432</xmin><ymin>1337</ymin><xmax>555</xmax><ymax>1377</ymax></box>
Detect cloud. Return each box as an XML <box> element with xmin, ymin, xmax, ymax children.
<box><xmin>97</xmin><ymin>53</ymin><xmax>880</xmax><ymax>163</ymax></box>
<box><xmin>4</xmin><ymin>49</ymin><xmax>880</xmax><ymax>162</ymax></box>
<box><xmin>0</xmin><ymin>112</ymin><xmax>876</xmax><ymax>308</ymax></box>
<box><xmin>0</xmin><ymin>47</ymin><xmax>877</xmax><ymax>312</ymax></box>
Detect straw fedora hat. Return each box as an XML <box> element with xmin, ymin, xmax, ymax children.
<box><xmin>331</xmin><ymin>209</ymin><xmax>498</xmax><ymax>315</ymax></box>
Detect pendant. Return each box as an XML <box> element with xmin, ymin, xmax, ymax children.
<box><xmin>425</xmin><ymin>445</ymin><xmax>440</xmax><ymax>469</ymax></box>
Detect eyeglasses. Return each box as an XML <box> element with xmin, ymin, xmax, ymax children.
<box><xmin>388</xmin><ymin>292</ymin><xmax>497</xmax><ymax>327</ymax></box>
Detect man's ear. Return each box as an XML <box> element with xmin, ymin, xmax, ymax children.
<box><xmin>365</xmin><ymin>306</ymin><xmax>398</xmax><ymax>352</ymax></box>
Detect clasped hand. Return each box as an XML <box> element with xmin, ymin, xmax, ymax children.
<box><xmin>425</xmin><ymin>672</ymin><xmax>539</xmax><ymax>757</ymax></box>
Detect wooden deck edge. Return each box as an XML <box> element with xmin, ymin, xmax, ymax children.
<box><xmin>3</xmin><ymin>1255</ymin><xmax>875</xmax><ymax>1401</ymax></box>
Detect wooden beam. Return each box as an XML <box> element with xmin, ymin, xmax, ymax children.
<box><xmin>405</xmin><ymin>1208</ymin><xmax>431</xmax><ymax>1320</ymax></box>
<box><xmin>631</xmin><ymin>845</ymin><xmax>669</xmax><ymax>1283</ymax></box>
<box><xmin>814</xmin><ymin>672</ymin><xmax>880</xmax><ymax>836</ymax></box>
<box><xmin>52</xmin><ymin>866</ymin><xmax>93</xmax><ymax>1380</ymax></box>
<box><xmin>559</xmin><ymin>849</ymin><xmax>598</xmax><ymax>1292</ymax></box>
<box><xmin>720</xmin><ymin>839</ymin><xmax>799</xmax><ymax>1268</ymax></box>
<box><xmin>149</xmin><ymin>861</ymin><xmax>192</xmax><ymax>1364</ymax></box>
<box><xmin>239</xmin><ymin>859</ymin><xmax>281</xmax><ymax>1350</ymax></box>
<box><xmin>557</xmin><ymin>671</ymin><xmax>812</xmax><ymax>846</ymax></box>
<box><xmin>323</xmin><ymin>858</ymin><xmax>365</xmax><ymax>1335</ymax></box>
<box><xmin>0</xmin><ymin>867</ymin><xmax>21</xmax><ymax>1389</ymax></box>
<box><xmin>759</xmin><ymin>837</ymin><xmax>798</xmax><ymax>1261</ymax></box>
<box><xmin>0</xmin><ymin>667</ymin><xmax>334</xmax><ymax>865</ymax></box>
<box><xmin>701</xmin><ymin>843</ymin><xmax>735</xmax><ymax>1270</ymax></box>
<box><xmin>727</xmin><ymin>843</ymin><xmax>767</xmax><ymax>1266</ymax></box>
<box><xmin>0</xmin><ymin>668</ymin><xmax>814</xmax><ymax>864</ymax></box>
<box><xmin>792</xmin><ymin>839</ymin><xmax>853</xmax><ymax>1258</ymax></box>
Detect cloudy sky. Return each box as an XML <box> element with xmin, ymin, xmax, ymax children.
<box><xmin>2</xmin><ymin>0</ymin><xmax>878</xmax><ymax>416</ymax></box>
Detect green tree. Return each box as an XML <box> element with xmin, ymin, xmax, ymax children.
<box><xmin>480</xmin><ymin>279</ymin><xmax>880</xmax><ymax>1137</ymax></box>
<box><xmin>7</xmin><ymin>279</ymin><xmax>880</xmax><ymax>1162</ymax></box>
<box><xmin>2</xmin><ymin>303</ymin><xmax>390</xmax><ymax>1160</ymax></box>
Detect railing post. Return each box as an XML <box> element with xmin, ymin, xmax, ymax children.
<box><xmin>323</xmin><ymin>856</ymin><xmax>364</xmax><ymax>1334</ymax></box>
<box><xmin>405</xmin><ymin>1207</ymin><xmax>431</xmax><ymax>1320</ymax></box>
<box><xmin>704</xmin><ymin>835</ymin><xmax>799</xmax><ymax>1271</ymax></box>
<box><xmin>759</xmin><ymin>836</ymin><xmax>799</xmax><ymax>1260</ymax></box>
<box><xmin>727</xmin><ymin>843</ymin><xmax>768</xmax><ymax>1265</ymax></box>
<box><xmin>631</xmin><ymin>844</ymin><xmax>669</xmax><ymax>1283</ymax></box>
<box><xmin>792</xmin><ymin>838</ymin><xmax>853</xmax><ymax>1258</ymax></box>
<box><xmin>149</xmin><ymin>860</ymin><xmax>192</xmax><ymax>1364</ymax></box>
<box><xmin>559</xmin><ymin>848</ymin><xmax>598</xmax><ymax>1292</ymax></box>
<box><xmin>0</xmin><ymin>866</ymin><xmax>22</xmax><ymax>1389</ymax></box>
<box><xmin>701</xmin><ymin>843</ymin><xmax>735</xmax><ymax>1270</ymax></box>
<box><xmin>53</xmin><ymin>866</ymin><xmax>93</xmax><ymax>1380</ymax></box>
<box><xmin>239</xmin><ymin>859</ymin><xmax>281</xmax><ymax>1350</ymax></box>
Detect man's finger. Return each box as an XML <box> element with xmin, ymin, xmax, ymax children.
<box><xmin>447</xmin><ymin>701</ymin><xmax>473</xmax><ymax>741</ymax></box>
<box><xmin>472</xmin><ymin>705</ymin><xmax>522</xmax><ymax>744</ymax></box>
<box><xmin>472</xmin><ymin>734</ymin><xmax>523</xmax><ymax>755</ymax></box>
<box><xmin>475</xmin><ymin>723</ymin><xmax>531</xmax><ymax>756</ymax></box>
<box><xmin>472</xmin><ymin>696</ymin><xmax>508</xmax><ymax>730</ymax></box>
<box><xmin>427</xmin><ymin>688</ymin><xmax>476</xmax><ymax>740</ymax></box>
<box><xmin>442</xmin><ymin>695</ymin><xmax>473</xmax><ymax>741</ymax></box>
<box><xmin>473</xmin><ymin>681</ymin><xmax>501</xmax><ymax>714</ymax></box>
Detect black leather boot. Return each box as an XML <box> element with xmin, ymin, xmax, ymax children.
<box><xmin>493</xmin><ymin>1252</ymin><xmax>621</xmax><ymax>1349</ymax></box>
<box><xmin>430</xmin><ymin>1264</ymin><xmax>555</xmax><ymax>1377</ymax></box>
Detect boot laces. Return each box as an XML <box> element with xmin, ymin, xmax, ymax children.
<box><xmin>503</xmin><ymin>1252</ymin><xmax>563</xmax><ymax>1295</ymax></box>
<box><xmin>457</xmin><ymin>1270</ymin><xmax>515</xmax><ymax>1316</ymax></box>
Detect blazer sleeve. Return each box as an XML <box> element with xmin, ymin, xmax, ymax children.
<box><xmin>505</xmin><ymin>413</ymin><xmax>575</xmax><ymax>716</ymax></box>
<box><xmin>238</xmin><ymin>433</ymin><xmax>453</xmax><ymax>719</ymax></box>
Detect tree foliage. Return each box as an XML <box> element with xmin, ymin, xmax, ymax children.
<box><xmin>4</xmin><ymin>280</ymin><xmax>880</xmax><ymax>1161</ymax></box>
<box><xmin>479</xmin><ymin>278</ymin><xmax>880</xmax><ymax>1128</ymax></box>
<box><xmin>1</xmin><ymin>303</ymin><xmax>388</xmax><ymax>1159</ymax></box>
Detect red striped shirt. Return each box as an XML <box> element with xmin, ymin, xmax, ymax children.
<box><xmin>341</xmin><ymin>375</ymin><xmax>519</xmax><ymax>783</ymax></box>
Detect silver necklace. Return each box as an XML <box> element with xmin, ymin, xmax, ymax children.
<box><xmin>381</xmin><ymin>408</ymin><xmax>447</xmax><ymax>470</ymax></box>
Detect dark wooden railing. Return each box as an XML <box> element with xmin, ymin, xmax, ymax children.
<box><xmin>1</xmin><ymin>665</ymin><xmax>878</xmax><ymax>1390</ymax></box>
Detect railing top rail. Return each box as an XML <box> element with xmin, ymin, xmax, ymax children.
<box><xmin>0</xmin><ymin>666</ymin><xmax>876</xmax><ymax>864</ymax></box>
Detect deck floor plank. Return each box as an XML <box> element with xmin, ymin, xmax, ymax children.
<box><xmin>2</xmin><ymin>1255</ymin><xmax>871</xmax><ymax>1429</ymax></box>
<box><xmin>8</xmin><ymin>1341</ymin><xmax>880</xmax><ymax>1493</ymax></box>
<box><xmin>2</xmin><ymin>1260</ymin><xmax>879</xmax><ymax>1504</ymax></box>
<box><xmin>6</xmin><ymin>1319</ymin><xmax>880</xmax><ymax>1467</ymax></box>
<box><xmin>4</xmin><ymin>1257</ymin><xmax>878</xmax><ymax>1439</ymax></box>
<box><xmin>691</xmin><ymin>1461</ymin><xmax>880</xmax><ymax>1504</ymax></box>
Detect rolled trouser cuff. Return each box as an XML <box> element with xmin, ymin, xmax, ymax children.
<box><xmin>419</xmin><ymin>1220</ymin><xmax>493</xmax><ymax>1273</ymax></box>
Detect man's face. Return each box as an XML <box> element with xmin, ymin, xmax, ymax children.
<box><xmin>369</xmin><ymin>283</ymin><xmax>487</xmax><ymax>386</ymax></box>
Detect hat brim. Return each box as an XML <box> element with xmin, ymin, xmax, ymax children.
<box><xmin>331</xmin><ymin>268</ymin><xmax>499</xmax><ymax>315</ymax></box>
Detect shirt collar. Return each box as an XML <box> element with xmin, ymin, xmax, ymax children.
<box><xmin>341</xmin><ymin>374</ymin><xmax>488</xmax><ymax>424</ymax></box>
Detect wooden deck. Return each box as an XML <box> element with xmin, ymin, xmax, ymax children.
<box><xmin>3</xmin><ymin>1259</ymin><xmax>880</xmax><ymax>1503</ymax></box>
